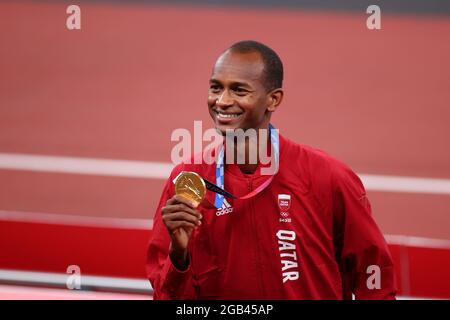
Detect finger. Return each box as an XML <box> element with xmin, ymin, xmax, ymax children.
<box><xmin>162</xmin><ymin>203</ymin><xmax>202</xmax><ymax>219</ymax></box>
<box><xmin>163</xmin><ymin>212</ymin><xmax>202</xmax><ymax>226</ymax></box>
<box><xmin>166</xmin><ymin>220</ymin><xmax>198</xmax><ymax>232</ymax></box>
<box><xmin>162</xmin><ymin>203</ymin><xmax>197</xmax><ymax>215</ymax></box>
<box><xmin>167</xmin><ymin>194</ymin><xmax>198</xmax><ymax>209</ymax></box>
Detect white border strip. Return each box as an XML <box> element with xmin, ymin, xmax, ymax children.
<box><xmin>1</xmin><ymin>153</ymin><xmax>450</xmax><ymax>195</ymax></box>
<box><xmin>0</xmin><ymin>269</ymin><xmax>152</xmax><ymax>293</ymax></box>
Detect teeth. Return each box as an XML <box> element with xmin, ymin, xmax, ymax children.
<box><xmin>217</xmin><ymin>111</ymin><xmax>241</xmax><ymax>118</ymax></box>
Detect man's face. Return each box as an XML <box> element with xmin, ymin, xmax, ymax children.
<box><xmin>208</xmin><ymin>50</ymin><xmax>272</xmax><ymax>135</ymax></box>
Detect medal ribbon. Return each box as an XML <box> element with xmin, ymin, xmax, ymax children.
<box><xmin>212</xmin><ymin>123</ymin><xmax>279</xmax><ymax>209</ymax></box>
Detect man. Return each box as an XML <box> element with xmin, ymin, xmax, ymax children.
<box><xmin>146</xmin><ymin>40</ymin><xmax>397</xmax><ymax>299</ymax></box>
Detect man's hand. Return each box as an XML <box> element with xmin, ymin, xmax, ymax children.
<box><xmin>161</xmin><ymin>194</ymin><xmax>202</xmax><ymax>270</ymax></box>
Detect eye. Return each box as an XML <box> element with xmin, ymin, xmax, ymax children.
<box><xmin>234</xmin><ymin>87</ymin><xmax>248</xmax><ymax>95</ymax></box>
<box><xmin>209</xmin><ymin>84</ymin><xmax>221</xmax><ymax>93</ymax></box>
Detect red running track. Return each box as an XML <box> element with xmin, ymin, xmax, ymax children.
<box><xmin>1</xmin><ymin>1</ymin><xmax>450</xmax><ymax>298</ymax></box>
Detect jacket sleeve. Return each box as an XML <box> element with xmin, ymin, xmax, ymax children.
<box><xmin>145</xmin><ymin>168</ymin><xmax>198</xmax><ymax>300</ymax></box>
<box><xmin>332</xmin><ymin>162</ymin><xmax>397</xmax><ymax>300</ymax></box>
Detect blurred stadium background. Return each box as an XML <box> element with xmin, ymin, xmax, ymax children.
<box><xmin>1</xmin><ymin>0</ymin><xmax>449</xmax><ymax>299</ymax></box>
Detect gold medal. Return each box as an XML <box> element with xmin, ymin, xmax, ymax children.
<box><xmin>174</xmin><ymin>171</ymin><xmax>206</xmax><ymax>207</ymax></box>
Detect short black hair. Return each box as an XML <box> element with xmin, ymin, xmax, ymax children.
<box><xmin>227</xmin><ymin>40</ymin><xmax>283</xmax><ymax>92</ymax></box>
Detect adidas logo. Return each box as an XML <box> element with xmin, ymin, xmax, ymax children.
<box><xmin>216</xmin><ymin>198</ymin><xmax>234</xmax><ymax>216</ymax></box>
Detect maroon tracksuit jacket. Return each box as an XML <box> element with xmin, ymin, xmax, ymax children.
<box><xmin>146</xmin><ymin>135</ymin><xmax>397</xmax><ymax>299</ymax></box>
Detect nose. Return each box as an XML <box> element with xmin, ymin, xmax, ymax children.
<box><xmin>216</xmin><ymin>90</ymin><xmax>234</xmax><ymax>108</ymax></box>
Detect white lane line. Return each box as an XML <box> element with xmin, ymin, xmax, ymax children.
<box><xmin>360</xmin><ymin>174</ymin><xmax>450</xmax><ymax>195</ymax></box>
<box><xmin>384</xmin><ymin>234</ymin><xmax>450</xmax><ymax>250</ymax></box>
<box><xmin>2</xmin><ymin>210</ymin><xmax>450</xmax><ymax>250</ymax></box>
<box><xmin>0</xmin><ymin>153</ymin><xmax>173</xmax><ymax>179</ymax></box>
<box><xmin>0</xmin><ymin>269</ymin><xmax>152</xmax><ymax>293</ymax></box>
<box><xmin>1</xmin><ymin>152</ymin><xmax>450</xmax><ymax>195</ymax></box>
<box><xmin>0</xmin><ymin>284</ymin><xmax>152</xmax><ymax>300</ymax></box>
<box><xmin>0</xmin><ymin>210</ymin><xmax>153</xmax><ymax>230</ymax></box>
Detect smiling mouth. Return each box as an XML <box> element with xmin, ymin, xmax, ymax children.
<box><xmin>214</xmin><ymin>110</ymin><xmax>243</xmax><ymax>120</ymax></box>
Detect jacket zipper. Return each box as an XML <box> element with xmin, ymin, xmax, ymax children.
<box><xmin>247</xmin><ymin>177</ymin><xmax>264</xmax><ymax>298</ymax></box>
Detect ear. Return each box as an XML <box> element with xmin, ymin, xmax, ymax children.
<box><xmin>267</xmin><ymin>88</ymin><xmax>284</xmax><ymax>112</ymax></box>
